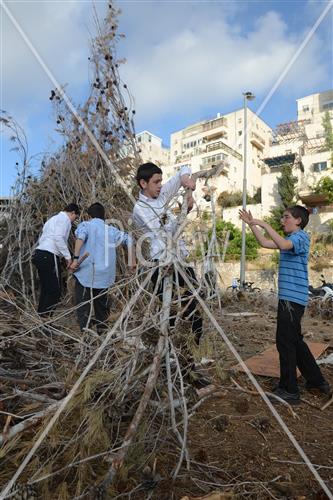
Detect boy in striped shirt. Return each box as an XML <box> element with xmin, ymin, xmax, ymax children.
<box><xmin>239</xmin><ymin>205</ymin><xmax>331</xmax><ymax>404</ymax></box>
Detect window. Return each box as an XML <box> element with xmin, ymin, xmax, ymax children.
<box><xmin>313</xmin><ymin>161</ymin><xmax>327</xmax><ymax>172</ymax></box>
<box><xmin>323</xmin><ymin>102</ymin><xmax>333</xmax><ymax>111</ymax></box>
<box><xmin>303</xmin><ymin>105</ymin><xmax>310</xmax><ymax>112</ymax></box>
<box><xmin>238</xmin><ymin>131</ymin><xmax>242</xmax><ymax>136</ymax></box>
<box><xmin>285</xmin><ymin>149</ymin><xmax>292</xmax><ymax>154</ymax></box>
<box><xmin>238</xmin><ymin>118</ymin><xmax>242</xmax><ymax>124</ymax></box>
<box><xmin>137</xmin><ymin>136</ymin><xmax>141</xmax><ymax>143</ymax></box>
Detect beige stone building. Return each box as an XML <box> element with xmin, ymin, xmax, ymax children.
<box><xmin>136</xmin><ymin>130</ymin><xmax>170</xmax><ymax>168</ymax></box>
<box><xmin>261</xmin><ymin>89</ymin><xmax>333</xmax><ymax>232</ymax></box>
<box><xmin>166</xmin><ymin>109</ymin><xmax>271</xmax><ymax>208</ymax></box>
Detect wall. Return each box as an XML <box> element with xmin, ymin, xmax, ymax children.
<box><xmin>222</xmin><ymin>204</ymin><xmax>264</xmax><ymax>229</ymax></box>
<box><xmin>211</xmin><ymin>262</ymin><xmax>333</xmax><ymax>290</ymax></box>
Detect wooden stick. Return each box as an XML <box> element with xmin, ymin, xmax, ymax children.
<box><xmin>321</xmin><ymin>395</ymin><xmax>333</xmax><ymax>411</ymax></box>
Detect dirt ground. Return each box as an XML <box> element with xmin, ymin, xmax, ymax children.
<box><xmin>146</xmin><ymin>294</ymin><xmax>333</xmax><ymax>500</ymax></box>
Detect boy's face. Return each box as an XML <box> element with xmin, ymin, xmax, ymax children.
<box><xmin>69</xmin><ymin>211</ymin><xmax>79</xmax><ymax>223</ymax></box>
<box><xmin>280</xmin><ymin>211</ymin><xmax>301</xmax><ymax>234</ymax></box>
<box><xmin>140</xmin><ymin>173</ymin><xmax>163</xmax><ymax>199</ymax></box>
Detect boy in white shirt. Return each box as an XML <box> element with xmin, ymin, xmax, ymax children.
<box><xmin>133</xmin><ymin>162</ymin><xmax>203</xmax><ymax>343</ymax></box>
<box><xmin>32</xmin><ymin>203</ymin><xmax>80</xmax><ymax>314</ymax></box>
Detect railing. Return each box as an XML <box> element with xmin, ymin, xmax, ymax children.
<box><xmin>181</xmin><ymin>117</ymin><xmax>228</xmax><ymax>139</ymax></box>
<box><xmin>251</xmin><ymin>131</ymin><xmax>265</xmax><ymax>146</ymax></box>
<box><xmin>205</xmin><ymin>141</ymin><xmax>242</xmax><ymax>160</ymax></box>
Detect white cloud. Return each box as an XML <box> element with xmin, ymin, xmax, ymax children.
<box><xmin>119</xmin><ymin>5</ymin><xmax>330</xmax><ymax>122</ymax></box>
<box><xmin>2</xmin><ymin>1</ymin><xmax>104</xmax><ymax>113</ymax></box>
<box><xmin>1</xmin><ymin>1</ymin><xmax>331</xmax><ymax>136</ymax></box>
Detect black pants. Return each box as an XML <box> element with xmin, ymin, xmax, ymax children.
<box><xmin>74</xmin><ymin>277</ymin><xmax>110</xmax><ymax>334</ymax></box>
<box><xmin>32</xmin><ymin>249</ymin><xmax>61</xmax><ymax>314</ymax></box>
<box><xmin>276</xmin><ymin>300</ymin><xmax>326</xmax><ymax>393</ymax></box>
<box><xmin>151</xmin><ymin>265</ymin><xmax>203</xmax><ymax>344</ymax></box>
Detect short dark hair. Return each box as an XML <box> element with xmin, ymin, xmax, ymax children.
<box><xmin>136</xmin><ymin>162</ymin><xmax>162</xmax><ymax>187</ymax></box>
<box><xmin>64</xmin><ymin>203</ymin><xmax>80</xmax><ymax>215</ymax></box>
<box><xmin>87</xmin><ymin>202</ymin><xmax>105</xmax><ymax>220</ymax></box>
<box><xmin>286</xmin><ymin>205</ymin><xmax>309</xmax><ymax>229</ymax></box>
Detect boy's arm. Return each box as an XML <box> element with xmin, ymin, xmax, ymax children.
<box><xmin>69</xmin><ymin>239</ymin><xmax>85</xmax><ymax>270</ymax></box>
<box><xmin>239</xmin><ymin>209</ymin><xmax>279</xmax><ymax>249</ymax></box>
<box><xmin>252</xmin><ymin>221</ymin><xmax>292</xmax><ymax>250</ymax></box>
<box><xmin>159</xmin><ymin>165</ymin><xmax>195</xmax><ymax>206</ymax></box>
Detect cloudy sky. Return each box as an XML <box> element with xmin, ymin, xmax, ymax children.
<box><xmin>1</xmin><ymin>0</ymin><xmax>332</xmax><ymax>195</ymax></box>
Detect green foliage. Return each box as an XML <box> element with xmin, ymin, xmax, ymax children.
<box><xmin>264</xmin><ymin>163</ymin><xmax>298</xmax><ymax>234</ymax></box>
<box><xmin>322</xmin><ymin>111</ymin><xmax>333</xmax><ymax>152</ymax></box>
<box><xmin>202</xmin><ymin>210</ymin><xmax>211</xmax><ymax>222</ymax></box>
<box><xmin>217</xmin><ymin>190</ymin><xmax>259</xmax><ymax>208</ymax></box>
<box><xmin>253</xmin><ymin>187</ymin><xmax>262</xmax><ymax>204</ymax></box>
<box><xmin>264</xmin><ymin>206</ymin><xmax>284</xmax><ymax>236</ymax></box>
<box><xmin>278</xmin><ymin>164</ymin><xmax>298</xmax><ymax>208</ymax></box>
<box><xmin>208</xmin><ymin>219</ymin><xmax>259</xmax><ymax>261</ymax></box>
<box><xmin>314</xmin><ymin>176</ymin><xmax>333</xmax><ymax>203</ymax></box>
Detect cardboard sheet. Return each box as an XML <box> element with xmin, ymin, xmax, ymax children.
<box><xmin>231</xmin><ymin>342</ymin><xmax>329</xmax><ymax>378</ymax></box>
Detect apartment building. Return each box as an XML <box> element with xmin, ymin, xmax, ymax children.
<box><xmin>261</xmin><ymin>90</ymin><xmax>333</xmax><ymax>221</ymax></box>
<box><xmin>167</xmin><ymin>109</ymin><xmax>271</xmax><ymax>207</ymax></box>
<box><xmin>136</xmin><ymin>130</ymin><xmax>170</xmax><ymax>168</ymax></box>
<box><xmin>0</xmin><ymin>196</ymin><xmax>13</xmax><ymax>218</ymax></box>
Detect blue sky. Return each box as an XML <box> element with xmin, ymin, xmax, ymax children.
<box><xmin>1</xmin><ymin>0</ymin><xmax>332</xmax><ymax>195</ymax></box>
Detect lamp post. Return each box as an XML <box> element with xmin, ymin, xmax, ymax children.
<box><xmin>240</xmin><ymin>91</ymin><xmax>255</xmax><ymax>289</ymax></box>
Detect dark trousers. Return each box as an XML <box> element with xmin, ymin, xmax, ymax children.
<box><xmin>74</xmin><ymin>277</ymin><xmax>110</xmax><ymax>334</ymax></box>
<box><xmin>32</xmin><ymin>249</ymin><xmax>61</xmax><ymax>314</ymax></box>
<box><xmin>151</xmin><ymin>265</ymin><xmax>203</xmax><ymax>344</ymax></box>
<box><xmin>276</xmin><ymin>300</ymin><xmax>326</xmax><ymax>393</ymax></box>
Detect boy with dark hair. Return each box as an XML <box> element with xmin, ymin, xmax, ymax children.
<box><xmin>239</xmin><ymin>205</ymin><xmax>331</xmax><ymax>403</ymax></box>
<box><xmin>133</xmin><ymin>162</ymin><xmax>203</xmax><ymax>344</ymax></box>
<box><xmin>33</xmin><ymin>203</ymin><xmax>80</xmax><ymax>314</ymax></box>
<box><xmin>135</xmin><ymin>162</ymin><xmax>162</xmax><ymax>186</ymax></box>
<box><xmin>70</xmin><ymin>202</ymin><xmax>135</xmax><ymax>334</ymax></box>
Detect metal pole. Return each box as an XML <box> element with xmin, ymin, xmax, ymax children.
<box><xmin>240</xmin><ymin>95</ymin><xmax>247</xmax><ymax>288</ymax></box>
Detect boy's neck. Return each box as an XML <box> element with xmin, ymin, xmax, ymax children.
<box><xmin>287</xmin><ymin>227</ymin><xmax>301</xmax><ymax>235</ymax></box>
<box><xmin>142</xmin><ymin>189</ymin><xmax>154</xmax><ymax>199</ymax></box>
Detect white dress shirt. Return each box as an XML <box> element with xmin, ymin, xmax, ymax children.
<box><xmin>36</xmin><ymin>211</ymin><xmax>72</xmax><ymax>260</ymax></box>
<box><xmin>133</xmin><ymin>165</ymin><xmax>191</xmax><ymax>261</ymax></box>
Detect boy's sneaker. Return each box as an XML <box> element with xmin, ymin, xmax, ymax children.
<box><xmin>269</xmin><ymin>387</ymin><xmax>300</xmax><ymax>405</ymax></box>
<box><xmin>305</xmin><ymin>382</ymin><xmax>332</xmax><ymax>395</ymax></box>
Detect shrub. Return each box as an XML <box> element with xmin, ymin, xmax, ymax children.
<box><xmin>208</xmin><ymin>219</ymin><xmax>259</xmax><ymax>261</ymax></box>
<box><xmin>314</xmin><ymin>176</ymin><xmax>333</xmax><ymax>203</ymax></box>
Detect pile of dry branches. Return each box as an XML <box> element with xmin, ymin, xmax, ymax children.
<box><xmin>0</xmin><ymin>4</ymin><xmax>224</xmax><ymax>498</ymax></box>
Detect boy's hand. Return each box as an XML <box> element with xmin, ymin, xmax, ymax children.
<box><xmin>239</xmin><ymin>209</ymin><xmax>254</xmax><ymax>225</ymax></box>
<box><xmin>69</xmin><ymin>260</ymin><xmax>79</xmax><ymax>271</ymax></box>
<box><xmin>181</xmin><ymin>175</ymin><xmax>196</xmax><ymax>191</ymax></box>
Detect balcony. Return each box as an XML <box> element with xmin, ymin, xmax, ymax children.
<box><xmin>250</xmin><ymin>132</ymin><xmax>265</xmax><ymax>151</ymax></box>
<box><xmin>299</xmin><ymin>191</ymin><xmax>329</xmax><ymax>207</ymax></box>
<box><xmin>206</xmin><ymin>141</ymin><xmax>242</xmax><ymax>160</ymax></box>
<box><xmin>182</xmin><ymin>116</ymin><xmax>228</xmax><ymax>139</ymax></box>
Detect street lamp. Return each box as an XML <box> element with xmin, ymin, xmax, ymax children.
<box><xmin>240</xmin><ymin>91</ymin><xmax>255</xmax><ymax>289</ymax></box>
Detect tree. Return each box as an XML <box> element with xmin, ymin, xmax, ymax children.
<box><xmin>322</xmin><ymin>110</ymin><xmax>333</xmax><ymax>151</ymax></box>
<box><xmin>322</xmin><ymin>110</ymin><xmax>333</xmax><ymax>166</ymax></box>
<box><xmin>265</xmin><ymin>163</ymin><xmax>298</xmax><ymax>232</ymax></box>
<box><xmin>278</xmin><ymin>163</ymin><xmax>298</xmax><ymax>208</ymax></box>
<box><xmin>314</xmin><ymin>176</ymin><xmax>333</xmax><ymax>203</ymax></box>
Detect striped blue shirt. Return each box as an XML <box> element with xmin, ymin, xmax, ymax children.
<box><xmin>278</xmin><ymin>230</ymin><xmax>310</xmax><ymax>306</ymax></box>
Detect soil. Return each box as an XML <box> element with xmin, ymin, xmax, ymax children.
<box><xmin>140</xmin><ymin>294</ymin><xmax>333</xmax><ymax>500</ymax></box>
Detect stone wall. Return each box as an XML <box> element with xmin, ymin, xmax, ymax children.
<box><xmin>212</xmin><ymin>262</ymin><xmax>333</xmax><ymax>290</ymax></box>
